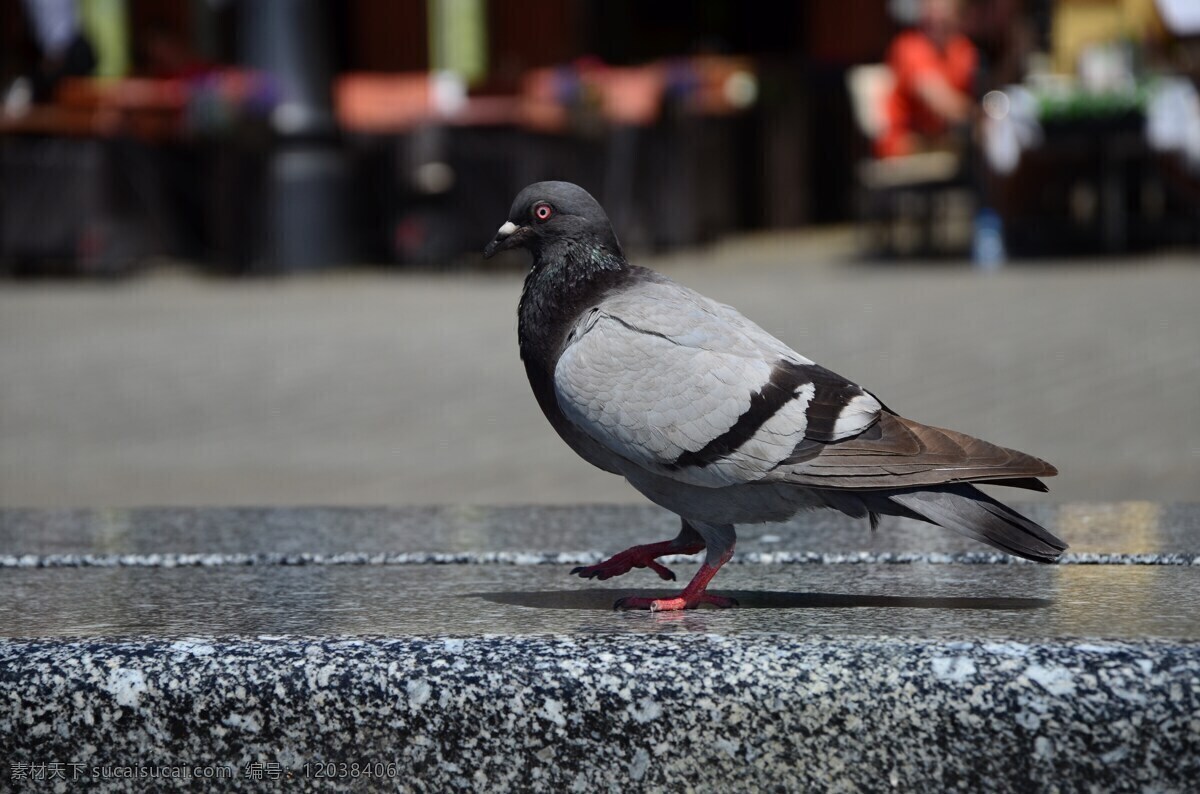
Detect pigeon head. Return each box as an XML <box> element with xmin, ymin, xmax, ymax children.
<box><xmin>483</xmin><ymin>181</ymin><xmax>623</xmax><ymax>262</ymax></box>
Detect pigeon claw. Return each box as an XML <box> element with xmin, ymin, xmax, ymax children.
<box><xmin>611</xmin><ymin>554</ymin><xmax>737</xmax><ymax>612</ymax></box>
<box><xmin>613</xmin><ymin>593</ymin><xmax>739</xmax><ymax>612</ymax></box>
<box><xmin>571</xmin><ymin>546</ymin><xmax>680</xmax><ymax>582</ymax></box>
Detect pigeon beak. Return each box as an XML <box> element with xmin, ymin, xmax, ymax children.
<box><xmin>483</xmin><ymin>221</ymin><xmax>526</xmax><ymax>259</ymax></box>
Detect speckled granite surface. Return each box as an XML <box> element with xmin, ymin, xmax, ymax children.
<box><xmin>1</xmin><ymin>505</ymin><xmax>1198</xmax><ymax>792</ymax></box>
<box><xmin>2</xmin><ymin>635</ymin><xmax>1197</xmax><ymax>792</ymax></box>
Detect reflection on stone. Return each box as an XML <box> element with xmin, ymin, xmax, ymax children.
<box><xmin>1057</xmin><ymin>502</ymin><xmax>1161</xmax><ymax>554</ymax></box>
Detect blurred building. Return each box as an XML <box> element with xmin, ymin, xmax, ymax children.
<box><xmin>0</xmin><ymin>0</ymin><xmax>1196</xmax><ymax>274</ymax></box>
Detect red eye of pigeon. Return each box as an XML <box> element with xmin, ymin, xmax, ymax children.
<box><xmin>534</xmin><ymin>203</ymin><xmax>553</xmax><ymax>222</ymax></box>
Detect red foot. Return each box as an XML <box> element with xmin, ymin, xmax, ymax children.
<box><xmin>571</xmin><ymin>541</ymin><xmax>698</xmax><ymax>582</ymax></box>
<box><xmin>609</xmin><ymin>550</ymin><xmax>737</xmax><ymax>612</ymax></box>
<box><xmin>613</xmin><ymin>593</ymin><xmax>739</xmax><ymax>612</ymax></box>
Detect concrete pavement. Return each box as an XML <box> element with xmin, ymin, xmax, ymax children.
<box><xmin>1</xmin><ymin>232</ymin><xmax>1197</xmax><ymax>506</ymax></box>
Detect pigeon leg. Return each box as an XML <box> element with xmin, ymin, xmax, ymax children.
<box><xmin>571</xmin><ymin>520</ymin><xmax>705</xmax><ymax>582</ymax></box>
<box><xmin>613</xmin><ymin>522</ymin><xmax>738</xmax><ymax>612</ymax></box>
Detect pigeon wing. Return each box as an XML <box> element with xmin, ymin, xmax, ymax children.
<box><xmin>553</xmin><ymin>276</ymin><xmax>1054</xmax><ymax>493</ymax></box>
<box><xmin>552</xmin><ymin>280</ymin><xmax>881</xmax><ymax>488</ymax></box>
<box><xmin>771</xmin><ymin>411</ymin><xmax>1058</xmax><ymax>490</ymax></box>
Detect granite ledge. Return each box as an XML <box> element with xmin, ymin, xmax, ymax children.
<box><xmin>2</xmin><ymin>550</ymin><xmax>1199</xmax><ymax>568</ymax></box>
<box><xmin>2</xmin><ymin>635</ymin><xmax>1198</xmax><ymax>792</ymax></box>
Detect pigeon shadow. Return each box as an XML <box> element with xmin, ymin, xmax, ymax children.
<box><xmin>469</xmin><ymin>589</ymin><xmax>1051</xmax><ymax>611</ymax></box>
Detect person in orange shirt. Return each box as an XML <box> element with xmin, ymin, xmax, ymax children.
<box><xmin>877</xmin><ymin>0</ymin><xmax>979</xmax><ymax>158</ymax></box>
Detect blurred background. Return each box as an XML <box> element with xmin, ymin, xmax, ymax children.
<box><xmin>0</xmin><ymin>0</ymin><xmax>1197</xmax><ymax>508</ymax></box>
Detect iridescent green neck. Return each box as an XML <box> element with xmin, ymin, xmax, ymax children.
<box><xmin>535</xmin><ymin>237</ymin><xmax>625</xmax><ymax>278</ymax></box>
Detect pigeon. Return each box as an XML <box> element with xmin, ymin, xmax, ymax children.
<box><xmin>484</xmin><ymin>181</ymin><xmax>1066</xmax><ymax>611</ymax></box>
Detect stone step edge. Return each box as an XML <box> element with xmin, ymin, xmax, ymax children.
<box><xmin>0</xmin><ymin>550</ymin><xmax>1196</xmax><ymax>568</ymax></box>
<box><xmin>4</xmin><ymin>634</ymin><xmax>1196</xmax><ymax>791</ymax></box>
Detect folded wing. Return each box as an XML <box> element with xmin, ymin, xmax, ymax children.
<box><xmin>552</xmin><ymin>279</ymin><xmax>884</xmax><ymax>488</ymax></box>
<box><xmin>772</xmin><ymin>412</ymin><xmax>1057</xmax><ymax>490</ymax></box>
<box><xmin>553</xmin><ymin>276</ymin><xmax>1055</xmax><ymax>495</ymax></box>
